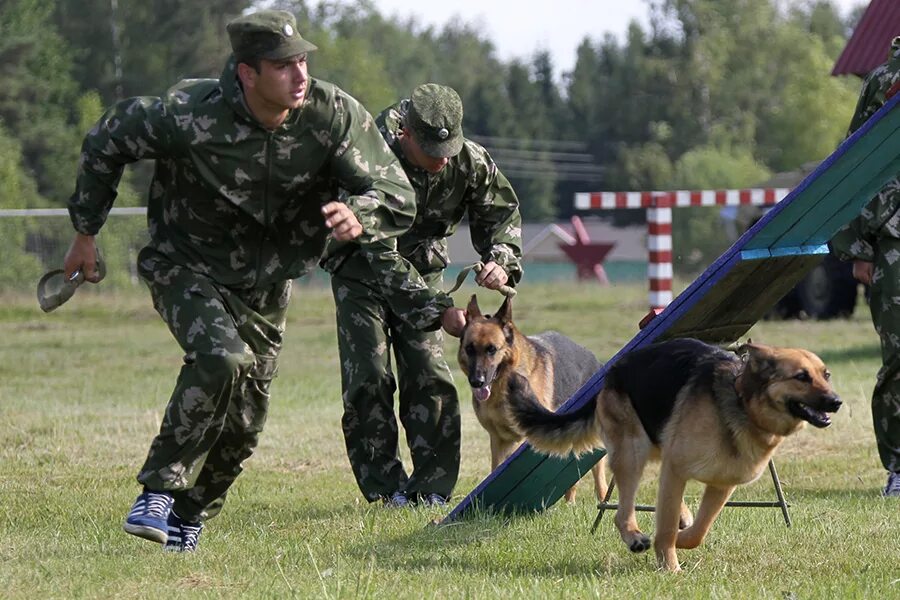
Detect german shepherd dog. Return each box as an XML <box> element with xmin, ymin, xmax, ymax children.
<box><xmin>507</xmin><ymin>338</ymin><xmax>841</xmax><ymax>572</ymax></box>
<box><xmin>457</xmin><ymin>295</ymin><xmax>606</xmax><ymax>502</ymax></box>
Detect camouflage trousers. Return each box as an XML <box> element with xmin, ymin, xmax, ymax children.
<box><xmin>868</xmin><ymin>239</ymin><xmax>900</xmax><ymax>473</ymax></box>
<box><xmin>331</xmin><ymin>255</ymin><xmax>460</xmax><ymax>502</ymax></box>
<box><xmin>136</xmin><ymin>248</ymin><xmax>290</xmax><ymax>521</ymax></box>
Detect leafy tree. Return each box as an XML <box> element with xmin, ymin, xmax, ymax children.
<box><xmin>672</xmin><ymin>144</ymin><xmax>771</xmax><ymax>189</ymax></box>
<box><xmin>0</xmin><ymin>0</ymin><xmax>83</xmax><ymax>203</ymax></box>
<box><xmin>799</xmin><ymin>1</ymin><xmax>850</xmax><ymax>56</ymax></box>
<box><xmin>754</xmin><ymin>21</ymin><xmax>857</xmax><ymax>170</ymax></box>
<box><xmin>532</xmin><ymin>51</ymin><xmax>564</xmax><ymax>127</ymax></box>
<box><xmin>0</xmin><ymin>125</ymin><xmax>41</xmax><ymax>210</ymax></box>
<box><xmin>651</xmin><ymin>0</ymin><xmax>856</xmax><ymax>172</ymax></box>
<box><xmin>0</xmin><ymin>125</ymin><xmax>46</xmax><ymax>286</ymax></box>
<box><xmin>290</xmin><ymin>0</ymin><xmax>405</xmax><ymax>110</ymax></box>
<box><xmin>609</xmin><ymin>141</ymin><xmax>675</xmax><ymax>192</ymax></box>
<box><xmin>566</xmin><ymin>39</ymin><xmax>604</xmax><ymax>151</ymax></box>
<box><xmin>670</xmin><ymin>144</ymin><xmax>772</xmax><ymax>272</ymax></box>
<box><xmin>56</xmin><ymin>0</ymin><xmax>250</xmax><ymax>102</ymax></box>
<box><xmin>4</xmin><ymin>0</ymin><xmax>861</xmax><ymax>240</ymax></box>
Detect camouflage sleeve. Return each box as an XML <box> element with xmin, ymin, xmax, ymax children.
<box><xmin>68</xmin><ymin>96</ymin><xmax>175</xmax><ymax>235</ymax></box>
<box><xmin>848</xmin><ymin>73</ymin><xmax>882</xmax><ymax>135</ymax></box>
<box><xmin>464</xmin><ymin>142</ymin><xmax>524</xmax><ymax>284</ymax></box>
<box><xmin>833</xmin><ymin>66</ymin><xmax>900</xmax><ymax>262</ymax></box>
<box><xmin>830</xmin><ymin>218</ymin><xmax>876</xmax><ymax>263</ymax></box>
<box><xmin>831</xmin><ymin>179</ymin><xmax>900</xmax><ymax>262</ymax></box>
<box><xmin>330</xmin><ymin>92</ymin><xmax>453</xmax><ymax>329</ymax></box>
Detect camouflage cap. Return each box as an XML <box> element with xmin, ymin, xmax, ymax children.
<box><xmin>227</xmin><ymin>10</ymin><xmax>317</xmax><ymax>63</ymax></box>
<box><xmin>891</xmin><ymin>35</ymin><xmax>900</xmax><ymax>59</ymax></box>
<box><xmin>406</xmin><ymin>83</ymin><xmax>464</xmax><ymax>158</ymax></box>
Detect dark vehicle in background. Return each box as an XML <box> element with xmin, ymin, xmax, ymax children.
<box><xmin>739</xmin><ymin>161</ymin><xmax>863</xmax><ymax>320</ymax></box>
<box><xmin>768</xmin><ymin>253</ymin><xmax>860</xmax><ymax>319</ymax></box>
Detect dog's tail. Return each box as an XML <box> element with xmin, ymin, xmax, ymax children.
<box><xmin>506</xmin><ymin>372</ymin><xmax>602</xmax><ymax>457</ymax></box>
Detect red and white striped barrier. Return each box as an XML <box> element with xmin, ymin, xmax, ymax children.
<box><xmin>574</xmin><ymin>188</ymin><xmax>790</xmax><ymax>308</ymax></box>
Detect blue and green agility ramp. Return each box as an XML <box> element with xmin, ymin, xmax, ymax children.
<box><xmin>441</xmin><ymin>92</ymin><xmax>900</xmax><ymax>523</ymax></box>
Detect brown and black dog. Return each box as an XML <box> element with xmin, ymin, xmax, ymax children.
<box><xmin>457</xmin><ymin>294</ymin><xmax>606</xmax><ymax>502</ymax></box>
<box><xmin>507</xmin><ymin>337</ymin><xmax>841</xmax><ymax>572</ymax></box>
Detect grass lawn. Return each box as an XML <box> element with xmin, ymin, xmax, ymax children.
<box><xmin>1</xmin><ymin>281</ymin><xmax>897</xmax><ymax>598</ymax></box>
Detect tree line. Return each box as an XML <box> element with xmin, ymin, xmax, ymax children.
<box><xmin>0</xmin><ymin>0</ymin><xmax>865</xmax><ymax>273</ymax></box>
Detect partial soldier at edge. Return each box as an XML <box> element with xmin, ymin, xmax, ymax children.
<box><xmin>830</xmin><ymin>35</ymin><xmax>900</xmax><ymax>498</ymax></box>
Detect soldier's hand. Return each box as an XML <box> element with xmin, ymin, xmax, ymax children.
<box><xmin>441</xmin><ymin>307</ymin><xmax>467</xmax><ymax>338</ymax></box>
<box><xmin>63</xmin><ymin>233</ymin><xmax>101</xmax><ymax>283</ymax></box>
<box><xmin>852</xmin><ymin>260</ymin><xmax>873</xmax><ymax>285</ymax></box>
<box><xmin>322</xmin><ymin>202</ymin><xmax>363</xmax><ymax>241</ymax></box>
<box><xmin>476</xmin><ymin>261</ymin><xmax>508</xmax><ymax>290</ymax></box>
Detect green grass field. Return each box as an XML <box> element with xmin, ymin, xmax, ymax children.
<box><xmin>1</xmin><ymin>281</ymin><xmax>897</xmax><ymax>598</ymax></box>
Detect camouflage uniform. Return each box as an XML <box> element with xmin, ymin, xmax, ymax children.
<box><xmin>322</xmin><ymin>85</ymin><xmax>523</xmax><ymax>502</ymax></box>
<box><xmin>831</xmin><ymin>38</ymin><xmax>900</xmax><ymax>476</ymax></box>
<box><xmin>67</xmin><ymin>49</ymin><xmax>425</xmax><ymax>519</ymax></box>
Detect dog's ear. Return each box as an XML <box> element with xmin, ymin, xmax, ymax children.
<box><xmin>737</xmin><ymin>342</ymin><xmax>778</xmax><ymax>396</ymax></box>
<box><xmin>495</xmin><ymin>296</ymin><xmax>513</xmax><ymax>324</ymax></box>
<box><xmin>495</xmin><ymin>297</ymin><xmax>516</xmax><ymax>344</ymax></box>
<box><xmin>466</xmin><ymin>294</ymin><xmax>482</xmax><ymax>319</ymax></box>
<box><xmin>739</xmin><ymin>343</ymin><xmax>776</xmax><ymax>373</ymax></box>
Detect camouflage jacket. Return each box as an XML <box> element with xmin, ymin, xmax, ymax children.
<box><xmin>831</xmin><ymin>44</ymin><xmax>900</xmax><ymax>262</ymax></box>
<box><xmin>68</xmin><ymin>59</ymin><xmax>451</xmax><ymax>328</ymax></box>
<box><xmin>334</xmin><ymin>99</ymin><xmax>523</xmax><ymax>282</ymax></box>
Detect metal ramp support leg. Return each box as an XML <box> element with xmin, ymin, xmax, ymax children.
<box><xmin>590</xmin><ymin>458</ymin><xmax>791</xmax><ymax>534</ymax></box>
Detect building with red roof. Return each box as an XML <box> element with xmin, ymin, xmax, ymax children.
<box><xmin>833</xmin><ymin>0</ymin><xmax>900</xmax><ymax>76</ymax></box>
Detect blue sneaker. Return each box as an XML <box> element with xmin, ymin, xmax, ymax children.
<box><xmin>123</xmin><ymin>489</ymin><xmax>173</xmax><ymax>544</ymax></box>
<box><xmin>164</xmin><ymin>511</ymin><xmax>203</xmax><ymax>552</ymax></box>
<box><xmin>382</xmin><ymin>492</ymin><xmax>410</xmax><ymax>508</ymax></box>
<box><xmin>422</xmin><ymin>493</ymin><xmax>448</xmax><ymax>507</ymax></box>
<box><xmin>884</xmin><ymin>471</ymin><xmax>900</xmax><ymax>497</ymax></box>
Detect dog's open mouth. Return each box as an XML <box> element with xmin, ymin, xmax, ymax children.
<box><xmin>787</xmin><ymin>399</ymin><xmax>833</xmax><ymax>428</ymax></box>
<box><xmin>472</xmin><ymin>385</ymin><xmax>492</xmax><ymax>402</ymax></box>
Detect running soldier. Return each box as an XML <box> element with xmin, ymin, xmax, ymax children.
<box><xmin>63</xmin><ymin>10</ymin><xmax>459</xmax><ymax>551</ymax></box>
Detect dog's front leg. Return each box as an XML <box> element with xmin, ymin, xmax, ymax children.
<box><xmin>609</xmin><ymin>453</ymin><xmax>650</xmax><ymax>553</ymax></box>
<box><xmin>490</xmin><ymin>438</ymin><xmax>516</xmax><ymax>472</ymax></box>
<box><xmin>676</xmin><ymin>484</ymin><xmax>734</xmax><ymax>550</ymax></box>
<box><xmin>654</xmin><ymin>464</ymin><xmax>687</xmax><ymax>572</ymax></box>
<box><xmin>489</xmin><ymin>437</ymin><xmax>503</xmax><ymax>472</ymax></box>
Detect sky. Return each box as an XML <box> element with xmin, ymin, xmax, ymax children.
<box><xmin>327</xmin><ymin>0</ymin><xmax>867</xmax><ymax>74</ymax></box>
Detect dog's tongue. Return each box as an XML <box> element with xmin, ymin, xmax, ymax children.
<box><xmin>473</xmin><ymin>385</ymin><xmax>491</xmax><ymax>402</ymax></box>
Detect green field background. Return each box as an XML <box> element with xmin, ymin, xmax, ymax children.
<box><xmin>1</xmin><ymin>282</ymin><xmax>896</xmax><ymax>598</ymax></box>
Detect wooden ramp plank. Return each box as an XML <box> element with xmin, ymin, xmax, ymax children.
<box><xmin>812</xmin><ymin>155</ymin><xmax>900</xmax><ymax>241</ymax></box>
<box><xmin>511</xmin><ymin>449</ymin><xmax>606</xmax><ymax>513</ymax></box>
<box><xmin>441</xmin><ymin>93</ymin><xmax>900</xmax><ymax>524</ymax></box>
<box><xmin>663</xmin><ymin>253</ymin><xmax>826</xmax><ymax>342</ymax></box>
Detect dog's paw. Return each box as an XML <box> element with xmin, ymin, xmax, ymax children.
<box><xmin>628</xmin><ymin>535</ymin><xmax>651</xmax><ymax>553</ymax></box>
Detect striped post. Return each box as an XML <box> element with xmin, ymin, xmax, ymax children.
<box><xmin>573</xmin><ymin>188</ymin><xmax>789</xmax><ymax>309</ymax></box>
<box><xmin>647</xmin><ymin>194</ymin><xmax>673</xmax><ymax>309</ymax></box>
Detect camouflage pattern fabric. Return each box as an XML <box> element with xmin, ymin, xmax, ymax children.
<box><xmin>327</xmin><ymin>98</ymin><xmax>523</xmax><ymax>502</ymax></box>
<box><xmin>864</xmin><ymin>239</ymin><xmax>900</xmax><ymax>473</ymax></box>
<box><xmin>830</xmin><ymin>39</ymin><xmax>900</xmax><ymax>474</ymax></box>
<box><xmin>373</xmin><ymin>99</ymin><xmax>523</xmax><ymax>281</ymax></box>
<box><xmin>66</xmin><ymin>55</ymin><xmax>444</xmax><ymax>519</ymax></box>
<box><xmin>333</xmin><ymin>256</ymin><xmax>460</xmax><ymax>501</ymax></box>
<box><xmin>68</xmin><ymin>56</ymin><xmax>450</xmax><ymax>329</ymax></box>
<box><xmin>136</xmin><ymin>248</ymin><xmax>290</xmax><ymax>521</ymax></box>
